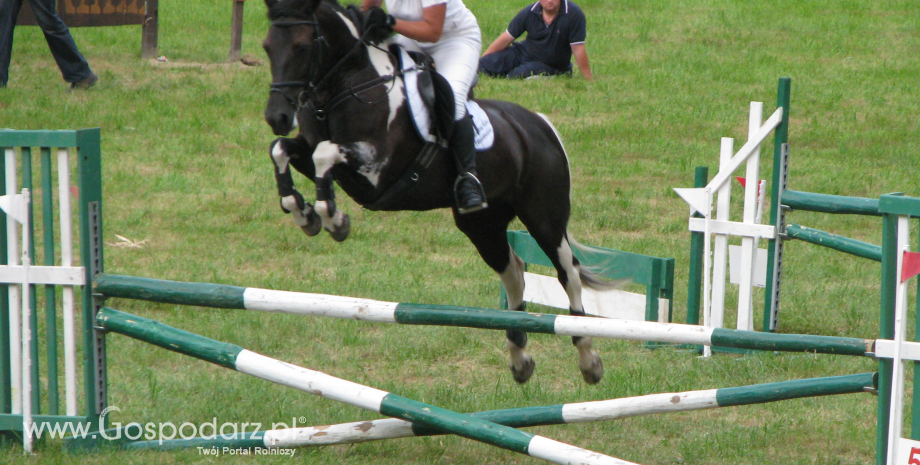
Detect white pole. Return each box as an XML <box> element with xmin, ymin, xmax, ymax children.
<box><xmin>710</xmin><ymin>138</ymin><xmax>733</xmax><ymax>332</ymax></box>
<box><xmin>4</xmin><ymin>149</ymin><xmax>21</xmax><ymax>415</ymax></box>
<box><xmin>702</xmin><ymin>187</ymin><xmax>713</xmax><ymax>357</ymax></box>
<box><xmin>20</xmin><ymin>188</ymin><xmax>33</xmax><ymax>454</ymax></box>
<box><xmin>737</xmin><ymin>102</ymin><xmax>763</xmax><ymax>331</ymax></box>
<box><xmin>57</xmin><ymin>148</ymin><xmax>78</xmax><ymax>416</ymax></box>
<box><xmin>886</xmin><ymin>215</ymin><xmax>911</xmax><ymax>463</ymax></box>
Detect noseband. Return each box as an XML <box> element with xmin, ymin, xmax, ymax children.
<box><xmin>268</xmin><ymin>12</ymin><xmax>400</xmax><ymax>135</ymax></box>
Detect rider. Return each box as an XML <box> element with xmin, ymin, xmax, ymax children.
<box><xmin>361</xmin><ymin>0</ymin><xmax>488</xmax><ymax>214</ymax></box>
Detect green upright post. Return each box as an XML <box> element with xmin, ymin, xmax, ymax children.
<box><xmin>877</xmin><ymin>210</ymin><xmax>898</xmax><ymax>465</ymax></box>
<box><xmin>686</xmin><ymin>166</ymin><xmax>708</xmax><ymax>325</ymax></box>
<box><xmin>763</xmin><ymin>77</ymin><xmax>791</xmax><ymax>332</ymax></box>
<box><xmin>76</xmin><ymin>128</ymin><xmax>107</xmax><ymax>432</ymax></box>
<box><xmin>41</xmin><ymin>147</ymin><xmax>59</xmax><ymax>415</ymax></box>
<box><xmin>0</xmin><ymin>152</ymin><xmax>8</xmax><ymax>418</ymax></box>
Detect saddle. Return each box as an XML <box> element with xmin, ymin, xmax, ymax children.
<box><xmin>391</xmin><ymin>44</ymin><xmax>493</xmax><ymax>151</ymax></box>
<box><xmin>365</xmin><ymin>45</ymin><xmax>493</xmax><ymax>211</ymax></box>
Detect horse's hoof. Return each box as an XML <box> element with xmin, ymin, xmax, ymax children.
<box><xmin>510</xmin><ymin>355</ymin><xmax>535</xmax><ymax>384</ymax></box>
<box><xmin>579</xmin><ymin>352</ymin><xmax>604</xmax><ymax>385</ymax></box>
<box><xmin>300</xmin><ymin>209</ymin><xmax>322</xmax><ymax>237</ymax></box>
<box><xmin>328</xmin><ymin>213</ymin><xmax>351</xmax><ymax>242</ymax></box>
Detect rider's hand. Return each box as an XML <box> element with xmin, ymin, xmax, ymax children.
<box><xmin>364</xmin><ymin>7</ymin><xmax>395</xmax><ymax>42</ymax></box>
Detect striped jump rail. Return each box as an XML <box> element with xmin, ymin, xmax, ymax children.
<box><xmin>113</xmin><ymin>372</ymin><xmax>876</xmax><ymax>451</ymax></box>
<box><xmin>95</xmin><ymin>307</ymin><xmax>637</xmax><ymax>465</ymax></box>
<box><xmin>95</xmin><ymin>274</ymin><xmax>875</xmax><ymax>356</ymax></box>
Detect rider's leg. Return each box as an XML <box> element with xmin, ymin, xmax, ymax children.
<box><xmin>427</xmin><ymin>35</ymin><xmax>488</xmax><ymax>214</ymax></box>
<box><xmin>450</xmin><ymin>112</ymin><xmax>487</xmax><ymax>214</ymax></box>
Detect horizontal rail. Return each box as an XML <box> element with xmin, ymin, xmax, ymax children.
<box><xmin>785</xmin><ymin>224</ymin><xmax>882</xmax><ymax>262</ymax></box>
<box><xmin>95</xmin><ymin>308</ymin><xmax>634</xmax><ymax>465</ymax></box>
<box><xmin>113</xmin><ymin>373</ymin><xmax>876</xmax><ymax>451</ymax></box>
<box><xmin>95</xmin><ymin>274</ymin><xmax>875</xmax><ymax>357</ymax></box>
<box><xmin>781</xmin><ymin>190</ymin><xmax>881</xmax><ymax>216</ymax></box>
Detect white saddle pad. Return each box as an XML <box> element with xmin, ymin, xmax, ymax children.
<box><xmin>399</xmin><ymin>48</ymin><xmax>494</xmax><ymax>151</ymax></box>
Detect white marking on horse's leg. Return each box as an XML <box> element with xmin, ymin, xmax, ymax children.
<box><xmin>312</xmin><ymin>141</ymin><xmax>348</xmax><ymax>228</ymax></box>
<box><xmin>557</xmin><ymin>234</ymin><xmax>604</xmax><ymax>384</ymax></box>
<box><xmin>499</xmin><ymin>251</ymin><xmax>534</xmax><ymax>383</ymax></box>
<box><xmin>272</xmin><ymin>141</ymin><xmax>310</xmax><ymax>227</ymax></box>
<box><xmin>556</xmin><ymin>234</ymin><xmax>584</xmax><ymax>312</ymax></box>
<box><xmin>271</xmin><ymin>139</ymin><xmax>290</xmax><ymax>173</ymax></box>
<box><xmin>336</xmin><ymin>12</ymin><xmax>360</xmax><ymax>39</ymax></box>
<box><xmin>499</xmin><ymin>250</ymin><xmax>525</xmax><ymax>310</ymax></box>
<box><xmin>367</xmin><ymin>41</ymin><xmax>404</xmax><ymax>130</ymax></box>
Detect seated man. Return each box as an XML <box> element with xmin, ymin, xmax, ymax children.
<box><xmin>479</xmin><ymin>0</ymin><xmax>592</xmax><ymax>80</ymax></box>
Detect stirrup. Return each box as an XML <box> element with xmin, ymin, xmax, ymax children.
<box><xmin>454</xmin><ymin>173</ymin><xmax>488</xmax><ymax>215</ymax></box>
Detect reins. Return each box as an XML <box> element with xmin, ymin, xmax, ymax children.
<box><xmin>268</xmin><ymin>12</ymin><xmax>400</xmax><ymax>137</ymax></box>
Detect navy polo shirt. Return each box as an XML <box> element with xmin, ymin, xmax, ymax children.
<box><xmin>507</xmin><ymin>0</ymin><xmax>587</xmax><ymax>70</ymax></box>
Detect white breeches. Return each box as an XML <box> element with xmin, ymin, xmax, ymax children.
<box><xmin>391</xmin><ymin>33</ymin><xmax>481</xmax><ymax>121</ymax></box>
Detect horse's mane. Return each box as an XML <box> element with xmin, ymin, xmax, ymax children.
<box><xmin>267</xmin><ymin>0</ymin><xmax>348</xmax><ymax>21</ymax></box>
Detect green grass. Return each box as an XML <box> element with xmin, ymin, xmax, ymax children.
<box><xmin>1</xmin><ymin>0</ymin><xmax>919</xmax><ymax>463</ymax></box>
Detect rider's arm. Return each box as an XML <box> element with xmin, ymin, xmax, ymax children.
<box><xmin>481</xmin><ymin>31</ymin><xmax>515</xmax><ymax>57</ymax></box>
<box><xmin>571</xmin><ymin>43</ymin><xmax>593</xmax><ymax>80</ymax></box>
<box><xmin>391</xmin><ymin>3</ymin><xmax>446</xmax><ymax>43</ymax></box>
<box><xmin>360</xmin><ymin>0</ymin><xmax>382</xmax><ymax>11</ymax></box>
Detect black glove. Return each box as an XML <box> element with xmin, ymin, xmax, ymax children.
<box><xmin>364</xmin><ymin>7</ymin><xmax>395</xmax><ymax>43</ymax></box>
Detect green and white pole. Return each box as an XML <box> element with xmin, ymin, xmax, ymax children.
<box><xmin>96</xmin><ymin>274</ymin><xmax>874</xmax><ymax>356</ymax></box>
<box><xmin>118</xmin><ymin>372</ymin><xmax>875</xmax><ymax>451</ymax></box>
<box><xmin>95</xmin><ymin>307</ymin><xmax>637</xmax><ymax>465</ymax></box>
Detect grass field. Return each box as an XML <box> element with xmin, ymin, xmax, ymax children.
<box><xmin>1</xmin><ymin>0</ymin><xmax>919</xmax><ymax>463</ymax></box>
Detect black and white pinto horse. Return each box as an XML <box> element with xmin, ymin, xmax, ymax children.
<box><xmin>262</xmin><ymin>0</ymin><xmax>613</xmax><ymax>384</ymax></box>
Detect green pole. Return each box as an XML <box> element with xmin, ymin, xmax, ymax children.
<box><xmin>763</xmin><ymin>77</ymin><xmax>791</xmax><ymax>332</ymax></box>
<box><xmin>877</xmin><ymin>210</ymin><xmax>898</xmax><ymax>464</ymax></box>
<box><xmin>0</xmin><ymin>149</ymin><xmax>9</xmax><ymax>415</ymax></box>
<box><xmin>686</xmin><ymin>166</ymin><xmax>708</xmax><ymax>325</ymax></box>
<box><xmin>76</xmin><ymin>128</ymin><xmax>106</xmax><ymax>432</ymax></box>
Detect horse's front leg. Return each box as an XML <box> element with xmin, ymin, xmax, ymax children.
<box><xmin>270</xmin><ymin>137</ymin><xmax>323</xmax><ymax>236</ymax></box>
<box><xmin>312</xmin><ymin>141</ymin><xmax>351</xmax><ymax>242</ymax></box>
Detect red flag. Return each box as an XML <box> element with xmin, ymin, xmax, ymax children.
<box><xmin>902</xmin><ymin>251</ymin><xmax>920</xmax><ymax>283</ymax></box>
<box><xmin>735</xmin><ymin>176</ymin><xmax>746</xmax><ymax>188</ymax></box>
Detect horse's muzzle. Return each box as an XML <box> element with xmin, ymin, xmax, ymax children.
<box><xmin>265</xmin><ymin>96</ymin><xmax>297</xmax><ymax>136</ymax></box>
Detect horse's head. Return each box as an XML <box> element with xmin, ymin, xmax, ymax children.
<box><xmin>262</xmin><ymin>0</ymin><xmax>367</xmax><ymax>136</ymax></box>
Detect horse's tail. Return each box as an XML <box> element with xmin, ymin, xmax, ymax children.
<box><xmin>567</xmin><ymin>233</ymin><xmax>631</xmax><ymax>291</ymax></box>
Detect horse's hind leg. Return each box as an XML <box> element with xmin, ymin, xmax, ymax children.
<box><xmin>501</xmin><ymin>251</ymin><xmax>534</xmax><ymax>384</ymax></box>
<box><xmin>555</xmin><ymin>234</ymin><xmax>604</xmax><ymax>384</ymax></box>
<box><xmin>521</xmin><ymin>222</ymin><xmax>604</xmax><ymax>384</ymax></box>
<box><xmin>453</xmin><ymin>208</ymin><xmax>535</xmax><ymax>384</ymax></box>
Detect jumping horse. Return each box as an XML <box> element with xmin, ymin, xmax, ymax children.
<box><xmin>262</xmin><ymin>0</ymin><xmax>613</xmax><ymax>384</ymax></box>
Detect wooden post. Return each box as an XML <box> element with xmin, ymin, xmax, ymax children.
<box><xmin>229</xmin><ymin>0</ymin><xmax>246</xmax><ymax>62</ymax></box>
<box><xmin>141</xmin><ymin>0</ymin><xmax>159</xmax><ymax>59</ymax></box>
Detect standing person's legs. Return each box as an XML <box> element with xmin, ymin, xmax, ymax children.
<box><xmin>0</xmin><ymin>0</ymin><xmax>25</xmax><ymax>87</ymax></box>
<box><xmin>27</xmin><ymin>0</ymin><xmax>93</xmax><ymax>84</ymax></box>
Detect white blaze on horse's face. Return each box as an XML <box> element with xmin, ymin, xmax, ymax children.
<box><xmin>367</xmin><ymin>45</ymin><xmax>403</xmax><ymax>130</ymax></box>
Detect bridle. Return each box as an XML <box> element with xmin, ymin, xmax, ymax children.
<box><xmin>267</xmin><ymin>11</ymin><xmax>401</xmax><ymax>137</ymax></box>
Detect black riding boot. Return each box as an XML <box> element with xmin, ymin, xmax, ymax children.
<box><xmin>451</xmin><ymin>114</ymin><xmax>488</xmax><ymax>214</ymax></box>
